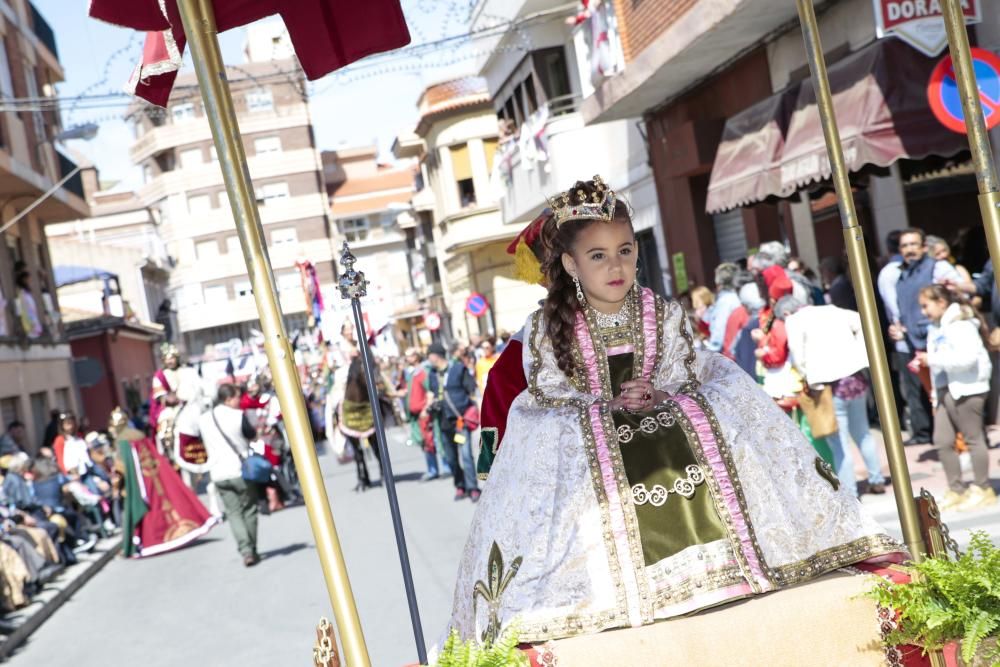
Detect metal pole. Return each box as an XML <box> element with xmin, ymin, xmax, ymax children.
<box><xmin>940</xmin><ymin>0</ymin><xmax>1000</xmax><ymax>281</ymax></box>
<box><xmin>338</xmin><ymin>242</ymin><xmax>428</xmax><ymax>664</ymax></box>
<box><xmin>174</xmin><ymin>1</ymin><xmax>370</xmax><ymax>664</ymax></box>
<box><xmin>794</xmin><ymin>0</ymin><xmax>927</xmax><ymax>562</ymax></box>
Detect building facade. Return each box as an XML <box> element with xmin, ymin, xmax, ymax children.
<box><xmin>578</xmin><ymin>0</ymin><xmax>1000</xmax><ymax>289</ymax></box>
<box><xmin>126</xmin><ymin>49</ymin><xmax>333</xmax><ymax>359</ymax></box>
<box><xmin>395</xmin><ymin>77</ymin><xmax>547</xmax><ymax>342</ymax></box>
<box><xmin>469</xmin><ymin>0</ymin><xmax>670</xmax><ymax>296</ymax></box>
<box><xmin>0</xmin><ymin>0</ymin><xmax>89</xmax><ymax>450</ymax></box>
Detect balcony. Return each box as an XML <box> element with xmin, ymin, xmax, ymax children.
<box><xmin>177</xmin><ymin>288</ymin><xmax>308</xmax><ymax>334</ymax></box>
<box><xmin>130</xmin><ymin>104</ymin><xmax>311</xmax><ymax>164</ymax></box>
<box><xmin>494</xmin><ymin>101</ymin><xmax>648</xmax><ymax>224</ymax></box>
<box><xmin>165</xmin><ymin>194</ymin><xmax>329</xmax><ymax>236</ymax></box>
<box><xmin>29</xmin><ymin>2</ymin><xmax>58</xmax><ymax>60</ymax></box>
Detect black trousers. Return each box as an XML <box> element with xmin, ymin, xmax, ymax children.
<box><xmin>894</xmin><ymin>349</ymin><xmax>933</xmax><ymax>442</ymax></box>
<box><xmin>437</xmin><ymin>417</ymin><xmax>465</xmax><ymax>490</ymax></box>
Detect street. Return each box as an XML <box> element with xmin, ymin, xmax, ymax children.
<box><xmin>8</xmin><ymin>427</ymin><xmax>475</xmax><ymax>667</ymax></box>
<box><xmin>6</xmin><ymin>425</ymin><xmax>999</xmax><ymax>667</ymax></box>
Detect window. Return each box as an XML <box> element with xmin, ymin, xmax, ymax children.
<box><xmin>29</xmin><ymin>392</ymin><xmax>48</xmax><ymax>450</ymax></box>
<box><xmin>226</xmin><ymin>235</ymin><xmax>242</xmax><ymax>256</ymax></box>
<box><xmin>256</xmin><ymin>181</ymin><xmax>289</xmax><ymax>205</ymax></box>
<box><xmin>196</xmin><ymin>239</ymin><xmax>219</xmax><ymax>259</ymax></box>
<box><xmin>254</xmin><ymin>136</ymin><xmax>281</xmax><ymax>154</ymax></box>
<box><xmin>188</xmin><ymin>194</ymin><xmax>212</xmax><ymax>214</ymax></box>
<box><xmin>534</xmin><ymin>47</ymin><xmax>573</xmax><ymax>109</ymax></box>
<box><xmin>171</xmin><ymin>103</ymin><xmax>196</xmax><ymax>122</ymax></box>
<box><xmin>203</xmin><ymin>285</ymin><xmax>228</xmax><ymax>304</ymax></box>
<box><xmin>338</xmin><ymin>217</ymin><xmax>369</xmax><ymax>242</ymax></box>
<box><xmin>54</xmin><ymin>388</ymin><xmax>71</xmax><ymax>413</ymax></box>
<box><xmin>450</xmin><ymin>144</ymin><xmax>476</xmax><ymax>207</ymax></box>
<box><xmin>270</xmin><ymin>227</ymin><xmax>298</xmax><ymax>246</ymax></box>
<box><xmin>278</xmin><ymin>273</ymin><xmax>301</xmax><ymax>292</ymax></box>
<box><xmin>234</xmin><ymin>281</ymin><xmax>253</xmax><ymax>299</ymax></box>
<box><xmin>0</xmin><ymin>37</ymin><xmax>14</xmax><ymax>100</ymax></box>
<box><xmin>483</xmin><ymin>138</ymin><xmax>499</xmax><ymax>172</ymax></box>
<box><xmin>209</xmin><ymin>146</ymin><xmax>218</xmax><ymax>162</ymax></box>
<box><xmin>0</xmin><ymin>397</ymin><xmax>20</xmax><ymax>427</ymax></box>
<box><xmin>179</xmin><ymin>148</ymin><xmax>203</xmax><ymax>168</ymax></box>
<box><xmin>24</xmin><ymin>65</ymin><xmax>45</xmax><ymax>143</ymax></box>
<box><xmin>143</xmin><ymin>164</ymin><xmax>154</xmax><ymax>184</ymax></box>
<box><xmin>246</xmin><ymin>89</ymin><xmax>273</xmax><ymax>113</ymax></box>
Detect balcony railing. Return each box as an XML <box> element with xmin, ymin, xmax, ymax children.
<box><xmin>29</xmin><ymin>2</ymin><xmax>58</xmax><ymax>60</ymax></box>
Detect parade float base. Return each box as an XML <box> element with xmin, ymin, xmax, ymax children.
<box><xmin>521</xmin><ymin>563</ymin><xmax>935</xmax><ymax>667</ymax></box>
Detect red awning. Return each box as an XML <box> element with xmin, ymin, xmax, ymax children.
<box><xmin>90</xmin><ymin>0</ymin><xmax>411</xmax><ymax>107</ymax></box>
<box><xmin>706</xmin><ymin>39</ymin><xmax>967</xmax><ymax>213</ymax></box>
<box><xmin>705</xmin><ymin>85</ymin><xmax>797</xmax><ymax>214</ymax></box>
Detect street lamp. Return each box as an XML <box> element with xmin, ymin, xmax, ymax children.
<box><xmin>0</xmin><ymin>124</ymin><xmax>100</xmax><ymax>235</ymax></box>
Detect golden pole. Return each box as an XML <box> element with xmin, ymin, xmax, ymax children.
<box><xmin>940</xmin><ymin>0</ymin><xmax>1000</xmax><ymax>280</ymax></box>
<box><xmin>174</xmin><ymin>1</ymin><xmax>370</xmax><ymax>664</ymax></box>
<box><xmin>794</xmin><ymin>0</ymin><xmax>927</xmax><ymax>562</ymax></box>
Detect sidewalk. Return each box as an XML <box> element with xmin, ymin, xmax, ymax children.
<box><xmin>0</xmin><ymin>536</ymin><xmax>121</xmax><ymax>660</ymax></box>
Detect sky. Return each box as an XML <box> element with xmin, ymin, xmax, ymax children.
<box><xmin>35</xmin><ymin>0</ymin><xmax>492</xmax><ymax>184</ymax></box>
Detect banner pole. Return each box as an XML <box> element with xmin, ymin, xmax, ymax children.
<box><xmin>794</xmin><ymin>0</ymin><xmax>927</xmax><ymax>562</ymax></box>
<box><xmin>175</xmin><ymin>1</ymin><xmax>370</xmax><ymax>664</ymax></box>
<box><xmin>940</xmin><ymin>0</ymin><xmax>1000</xmax><ymax>281</ymax></box>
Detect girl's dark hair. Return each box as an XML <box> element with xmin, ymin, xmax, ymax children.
<box><xmin>344</xmin><ymin>357</ymin><xmax>369</xmax><ymax>403</ymax></box>
<box><xmin>918</xmin><ymin>284</ymin><xmax>957</xmax><ymax>305</ymax></box>
<box><xmin>540</xmin><ymin>179</ymin><xmax>633</xmax><ymax>378</ymax></box>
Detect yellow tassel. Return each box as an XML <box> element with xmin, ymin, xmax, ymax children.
<box><xmin>513</xmin><ymin>240</ymin><xmax>545</xmax><ymax>285</ymax></box>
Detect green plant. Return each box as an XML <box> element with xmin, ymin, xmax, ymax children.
<box><xmin>865</xmin><ymin>531</ymin><xmax>1000</xmax><ymax>665</ymax></box>
<box><xmin>433</xmin><ymin>624</ymin><xmax>529</xmax><ymax>667</ymax></box>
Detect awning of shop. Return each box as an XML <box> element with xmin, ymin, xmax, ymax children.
<box><xmin>705</xmin><ymin>87</ymin><xmax>797</xmax><ymax>214</ymax></box>
<box><xmin>53</xmin><ymin>265</ymin><xmax>116</xmax><ymax>288</ymax></box>
<box><xmin>706</xmin><ymin>39</ymin><xmax>968</xmax><ymax>213</ymax></box>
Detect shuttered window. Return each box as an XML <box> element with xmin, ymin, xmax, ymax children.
<box><xmin>482</xmin><ymin>138</ymin><xmax>498</xmax><ymax>172</ymax></box>
<box><xmin>711</xmin><ymin>209</ymin><xmax>748</xmax><ymax>263</ymax></box>
<box><xmin>450</xmin><ymin>143</ymin><xmax>472</xmax><ymax>181</ymax></box>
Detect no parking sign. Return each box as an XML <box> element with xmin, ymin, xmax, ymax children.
<box><xmin>927</xmin><ymin>47</ymin><xmax>1000</xmax><ymax>135</ymax></box>
<box><xmin>465</xmin><ymin>293</ymin><xmax>489</xmax><ymax>318</ymax></box>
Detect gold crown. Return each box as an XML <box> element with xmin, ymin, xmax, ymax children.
<box><xmin>548</xmin><ymin>175</ymin><xmax>617</xmax><ymax>228</ymax></box>
<box><xmin>159</xmin><ymin>342</ymin><xmax>179</xmax><ymax>360</ymax></box>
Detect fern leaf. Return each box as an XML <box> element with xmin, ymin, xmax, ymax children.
<box><xmin>961</xmin><ymin>611</ymin><xmax>994</xmax><ymax>664</ymax></box>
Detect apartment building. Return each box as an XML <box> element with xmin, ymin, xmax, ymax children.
<box><xmin>469</xmin><ymin>0</ymin><xmax>670</xmax><ymax>296</ymax></box>
<box><xmin>394</xmin><ymin>77</ymin><xmax>546</xmax><ymax>341</ymax></box>
<box><xmin>0</xmin><ymin>0</ymin><xmax>89</xmax><ymax>450</ymax></box>
<box><xmin>322</xmin><ymin>146</ymin><xmax>420</xmax><ymax>347</ymax></box>
<box><xmin>126</xmin><ymin>46</ymin><xmax>334</xmax><ymax>358</ymax></box>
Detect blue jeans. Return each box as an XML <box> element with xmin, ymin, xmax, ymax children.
<box><xmin>423</xmin><ymin>448</ymin><xmax>439</xmax><ymax>477</ymax></box>
<box><xmin>826</xmin><ymin>393</ymin><xmax>885</xmax><ymax>496</ymax></box>
<box><xmin>459</xmin><ymin>428</ymin><xmax>478</xmax><ymax>492</ymax></box>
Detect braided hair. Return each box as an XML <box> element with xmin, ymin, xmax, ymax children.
<box><xmin>540</xmin><ymin>179</ymin><xmax>633</xmax><ymax>378</ymax></box>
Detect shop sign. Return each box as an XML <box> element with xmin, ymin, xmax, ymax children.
<box><xmin>465</xmin><ymin>293</ymin><xmax>489</xmax><ymax>318</ymax></box>
<box><xmin>927</xmin><ymin>48</ymin><xmax>1000</xmax><ymax>134</ymax></box>
<box><xmin>424</xmin><ymin>312</ymin><xmax>442</xmax><ymax>331</ymax></box>
<box><xmin>873</xmin><ymin>0</ymin><xmax>980</xmax><ymax>57</ymax></box>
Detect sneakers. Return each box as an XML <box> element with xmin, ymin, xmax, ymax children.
<box><xmin>469</xmin><ymin>489</ymin><xmax>481</xmax><ymax>503</ymax></box>
<box><xmin>938</xmin><ymin>490</ymin><xmax>965</xmax><ymax>512</ymax></box>
<box><xmin>420</xmin><ymin>472</ymin><xmax>439</xmax><ymax>483</ymax></box>
<box><xmin>73</xmin><ymin>534</ymin><xmax>98</xmax><ymax>554</ymax></box>
<box><xmin>955</xmin><ymin>485</ymin><xmax>998</xmax><ymax>512</ymax></box>
<box><xmin>454</xmin><ymin>488</ymin><xmax>466</xmax><ymax>501</ymax></box>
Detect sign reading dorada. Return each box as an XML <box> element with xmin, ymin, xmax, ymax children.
<box><xmin>873</xmin><ymin>0</ymin><xmax>981</xmax><ymax>57</ymax></box>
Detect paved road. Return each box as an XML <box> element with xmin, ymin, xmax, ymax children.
<box><xmin>9</xmin><ymin>427</ymin><xmax>475</xmax><ymax>667</ymax></box>
<box><xmin>8</xmin><ymin>425</ymin><xmax>999</xmax><ymax>667</ymax></box>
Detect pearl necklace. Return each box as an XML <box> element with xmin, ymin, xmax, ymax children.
<box><xmin>590</xmin><ymin>299</ymin><xmax>631</xmax><ymax>330</ymax></box>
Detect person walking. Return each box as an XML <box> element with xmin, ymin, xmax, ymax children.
<box><xmin>199</xmin><ymin>384</ymin><xmax>260</xmax><ymax>567</ymax></box>
<box><xmin>403</xmin><ymin>348</ymin><xmax>439</xmax><ymax>481</ymax></box>
<box><xmin>918</xmin><ymin>286</ymin><xmax>996</xmax><ymax>511</ymax></box>
<box><xmin>425</xmin><ymin>342</ymin><xmax>480</xmax><ymax>502</ymax></box>
<box><xmin>474</xmin><ymin>337</ymin><xmax>500</xmax><ymax>395</ymax></box>
<box><xmin>339</xmin><ymin>357</ymin><xmax>382</xmax><ymax>491</ymax></box>
<box><xmin>706</xmin><ymin>263</ymin><xmax>741</xmax><ymax>353</ymax></box>
<box><xmin>889</xmin><ymin>228</ymin><xmax>961</xmax><ymax>446</ymax></box>
<box><xmin>785</xmin><ymin>299</ymin><xmax>886</xmax><ymax>497</ymax></box>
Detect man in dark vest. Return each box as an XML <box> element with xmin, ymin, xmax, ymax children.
<box><xmin>888</xmin><ymin>227</ymin><xmax>960</xmax><ymax>445</ymax></box>
<box><xmin>426</xmin><ymin>342</ymin><xmax>480</xmax><ymax>502</ymax></box>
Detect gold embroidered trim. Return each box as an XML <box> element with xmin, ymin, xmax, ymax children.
<box><xmin>616</xmin><ymin>410</ymin><xmax>676</xmax><ymax>443</ymax></box>
<box><xmin>472</xmin><ymin>542</ymin><xmax>523</xmax><ymax>645</ymax></box>
<box><xmin>770</xmin><ymin>533</ymin><xmax>904</xmax><ymax>587</ymax></box>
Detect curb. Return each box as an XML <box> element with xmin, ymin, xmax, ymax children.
<box><xmin>0</xmin><ymin>537</ymin><xmax>121</xmax><ymax>661</ymax></box>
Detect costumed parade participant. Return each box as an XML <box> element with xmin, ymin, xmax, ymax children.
<box><xmin>149</xmin><ymin>344</ymin><xmax>210</xmax><ymax>479</ymax></box>
<box><xmin>111</xmin><ymin>408</ymin><xmax>219</xmax><ymax>558</ymax></box>
<box><xmin>475</xmin><ymin>209</ymin><xmax>550</xmax><ymax>481</ymax></box>
<box><xmin>446</xmin><ymin>176</ymin><xmax>904</xmax><ymax>646</ymax></box>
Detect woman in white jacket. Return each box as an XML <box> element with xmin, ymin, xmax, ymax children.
<box><xmin>919</xmin><ymin>285</ymin><xmax>996</xmax><ymax>511</ymax></box>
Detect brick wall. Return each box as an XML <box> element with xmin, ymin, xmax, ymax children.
<box><xmin>612</xmin><ymin>0</ymin><xmax>698</xmax><ymax>63</ymax></box>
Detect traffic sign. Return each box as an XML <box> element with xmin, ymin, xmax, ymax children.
<box><xmin>873</xmin><ymin>0</ymin><xmax>980</xmax><ymax>57</ymax></box>
<box><xmin>465</xmin><ymin>293</ymin><xmax>489</xmax><ymax>318</ymax></box>
<box><xmin>927</xmin><ymin>48</ymin><xmax>1000</xmax><ymax>135</ymax></box>
<box><xmin>424</xmin><ymin>312</ymin><xmax>442</xmax><ymax>331</ymax></box>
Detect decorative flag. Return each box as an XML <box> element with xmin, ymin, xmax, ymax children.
<box><xmin>89</xmin><ymin>0</ymin><xmax>411</xmax><ymax>107</ymax></box>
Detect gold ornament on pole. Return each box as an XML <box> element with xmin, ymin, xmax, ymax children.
<box><xmin>174</xmin><ymin>1</ymin><xmax>370</xmax><ymax>664</ymax></box>
<box><xmin>793</xmin><ymin>0</ymin><xmax>928</xmax><ymax>563</ymax></box>
<box><xmin>939</xmin><ymin>0</ymin><xmax>1000</xmax><ymax>281</ymax></box>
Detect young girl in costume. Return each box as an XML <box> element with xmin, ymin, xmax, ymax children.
<box><xmin>445</xmin><ymin>177</ymin><xmax>904</xmax><ymax>646</ymax></box>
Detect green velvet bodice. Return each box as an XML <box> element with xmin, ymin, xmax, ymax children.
<box><xmin>609</xmin><ymin>353</ymin><xmax>727</xmax><ymax>566</ymax></box>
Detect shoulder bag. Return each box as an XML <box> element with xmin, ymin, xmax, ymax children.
<box><xmin>211</xmin><ymin>408</ymin><xmax>273</xmax><ymax>484</ymax></box>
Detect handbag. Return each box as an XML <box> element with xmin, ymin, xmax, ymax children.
<box><xmin>797</xmin><ymin>384</ymin><xmax>837</xmax><ymax>439</ymax></box>
<box><xmin>212</xmin><ymin>409</ymin><xmax>274</xmax><ymax>484</ymax></box>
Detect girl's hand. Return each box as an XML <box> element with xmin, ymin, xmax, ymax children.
<box><xmin>750</xmin><ymin>328</ymin><xmax>765</xmax><ymax>342</ymax></box>
<box><xmin>618</xmin><ymin>379</ymin><xmax>665</xmax><ymax>411</ymax></box>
